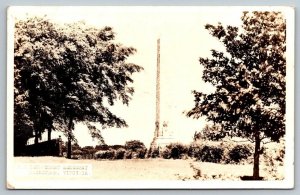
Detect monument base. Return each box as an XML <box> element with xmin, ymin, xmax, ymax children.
<box><xmin>148</xmin><ymin>136</ymin><xmax>175</xmax><ymax>157</ymax></box>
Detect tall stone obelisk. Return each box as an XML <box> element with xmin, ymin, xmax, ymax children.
<box><xmin>148</xmin><ymin>38</ymin><xmax>174</xmax><ymax>157</ymax></box>
<box><xmin>148</xmin><ymin>39</ymin><xmax>161</xmax><ymax>156</ymax></box>
<box><xmin>155</xmin><ymin>38</ymin><xmax>161</xmax><ymax>138</ymax></box>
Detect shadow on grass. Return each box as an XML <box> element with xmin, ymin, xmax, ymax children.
<box><xmin>240</xmin><ymin>176</ymin><xmax>264</xmax><ymax>180</ymax></box>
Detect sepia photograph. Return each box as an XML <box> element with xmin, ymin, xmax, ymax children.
<box><xmin>6</xmin><ymin>6</ymin><xmax>294</xmax><ymax>189</ymax></box>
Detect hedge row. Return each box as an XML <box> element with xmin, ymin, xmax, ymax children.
<box><xmin>94</xmin><ymin>140</ymin><xmax>147</xmax><ymax>160</ymax></box>
<box><xmin>86</xmin><ymin>139</ymin><xmax>284</xmax><ymax>166</ymax></box>
<box><xmin>156</xmin><ymin>141</ymin><xmax>254</xmax><ymax>164</ymax></box>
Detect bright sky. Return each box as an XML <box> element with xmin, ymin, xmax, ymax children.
<box><xmin>13</xmin><ymin>6</ymin><xmax>245</xmax><ymax>147</ymax></box>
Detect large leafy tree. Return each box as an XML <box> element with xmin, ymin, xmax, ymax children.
<box><xmin>14</xmin><ymin>17</ymin><xmax>143</xmax><ymax>158</ymax></box>
<box><xmin>14</xmin><ymin>17</ymin><xmax>60</xmax><ymax>148</ymax></box>
<box><xmin>187</xmin><ymin>11</ymin><xmax>286</xmax><ymax>179</ymax></box>
<box><xmin>54</xmin><ymin>22</ymin><xmax>142</xmax><ymax>158</ymax></box>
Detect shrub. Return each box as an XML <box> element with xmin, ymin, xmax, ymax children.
<box><xmin>263</xmin><ymin>139</ymin><xmax>285</xmax><ymax>165</ymax></box>
<box><xmin>228</xmin><ymin>145</ymin><xmax>252</xmax><ymax>163</ymax></box>
<box><xmin>124</xmin><ymin>140</ymin><xmax>147</xmax><ymax>159</ymax></box>
<box><xmin>115</xmin><ymin>148</ymin><xmax>126</xmax><ymax>159</ymax></box>
<box><xmin>125</xmin><ymin>150</ymin><xmax>132</xmax><ymax>159</ymax></box>
<box><xmin>81</xmin><ymin>146</ymin><xmax>96</xmax><ymax>157</ymax></box>
<box><xmin>198</xmin><ymin>146</ymin><xmax>223</xmax><ymax>163</ymax></box>
<box><xmin>94</xmin><ymin>149</ymin><xmax>115</xmax><ymax>160</ymax></box>
<box><xmin>189</xmin><ymin>138</ymin><xmax>254</xmax><ymax>164</ymax></box>
<box><xmin>188</xmin><ymin>144</ymin><xmax>202</xmax><ymax>158</ymax></box>
<box><xmin>162</xmin><ymin>148</ymin><xmax>171</xmax><ymax>159</ymax></box>
<box><xmin>123</xmin><ymin>148</ymin><xmax>147</xmax><ymax>159</ymax></box>
<box><xmin>95</xmin><ymin>144</ymin><xmax>109</xmax><ymax>150</ymax></box>
<box><xmin>148</xmin><ymin>147</ymin><xmax>160</xmax><ymax>158</ymax></box>
<box><xmin>125</xmin><ymin>140</ymin><xmax>146</xmax><ymax>151</ymax></box>
<box><xmin>82</xmin><ymin>146</ymin><xmax>95</xmax><ymax>151</ymax></box>
<box><xmin>136</xmin><ymin>148</ymin><xmax>147</xmax><ymax>159</ymax></box>
<box><xmin>262</xmin><ymin>138</ymin><xmax>285</xmax><ymax>179</ymax></box>
<box><xmin>275</xmin><ymin>145</ymin><xmax>285</xmax><ymax>164</ymax></box>
<box><xmin>163</xmin><ymin>143</ymin><xmax>188</xmax><ymax>159</ymax></box>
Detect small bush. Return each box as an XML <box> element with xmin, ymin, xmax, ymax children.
<box><xmin>189</xmin><ymin>138</ymin><xmax>254</xmax><ymax>164</ymax></box>
<box><xmin>163</xmin><ymin>143</ymin><xmax>188</xmax><ymax>159</ymax></box>
<box><xmin>94</xmin><ymin>149</ymin><xmax>115</xmax><ymax>160</ymax></box>
<box><xmin>136</xmin><ymin>148</ymin><xmax>147</xmax><ymax>159</ymax></box>
<box><xmin>148</xmin><ymin>148</ymin><xmax>160</xmax><ymax>158</ymax></box>
<box><xmin>198</xmin><ymin>146</ymin><xmax>223</xmax><ymax>163</ymax></box>
<box><xmin>110</xmin><ymin>145</ymin><xmax>125</xmax><ymax>150</ymax></box>
<box><xmin>95</xmin><ymin>144</ymin><xmax>109</xmax><ymax>150</ymax></box>
<box><xmin>124</xmin><ymin>140</ymin><xmax>147</xmax><ymax>159</ymax></box>
<box><xmin>82</xmin><ymin>146</ymin><xmax>95</xmax><ymax>153</ymax></box>
<box><xmin>229</xmin><ymin>145</ymin><xmax>252</xmax><ymax>163</ymax></box>
<box><xmin>132</xmin><ymin>152</ymin><xmax>140</xmax><ymax>159</ymax></box>
<box><xmin>93</xmin><ymin>140</ymin><xmax>149</xmax><ymax>160</ymax></box>
<box><xmin>265</xmin><ymin>139</ymin><xmax>285</xmax><ymax>165</ymax></box>
<box><xmin>275</xmin><ymin>146</ymin><xmax>285</xmax><ymax>164</ymax></box>
<box><xmin>106</xmin><ymin>150</ymin><xmax>116</xmax><ymax>160</ymax></box>
<box><xmin>188</xmin><ymin>144</ymin><xmax>202</xmax><ymax>158</ymax></box>
<box><xmin>125</xmin><ymin>150</ymin><xmax>132</xmax><ymax>159</ymax></box>
<box><xmin>262</xmin><ymin>139</ymin><xmax>285</xmax><ymax>179</ymax></box>
<box><xmin>81</xmin><ymin>146</ymin><xmax>96</xmax><ymax>159</ymax></box>
<box><xmin>162</xmin><ymin>148</ymin><xmax>171</xmax><ymax>159</ymax></box>
<box><xmin>115</xmin><ymin>148</ymin><xmax>126</xmax><ymax>159</ymax></box>
<box><xmin>125</xmin><ymin>140</ymin><xmax>146</xmax><ymax>151</ymax></box>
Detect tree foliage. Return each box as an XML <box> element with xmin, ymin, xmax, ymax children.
<box><xmin>124</xmin><ymin>140</ymin><xmax>146</xmax><ymax>151</ymax></box>
<box><xmin>14</xmin><ymin>17</ymin><xmax>59</xmax><ymax>146</ymax></box>
<box><xmin>14</xmin><ymin>17</ymin><xmax>143</xmax><ymax>155</ymax></box>
<box><xmin>194</xmin><ymin>124</ymin><xmax>226</xmax><ymax>141</ymax></box>
<box><xmin>187</xmin><ymin>11</ymin><xmax>286</xmax><ymax>179</ymax></box>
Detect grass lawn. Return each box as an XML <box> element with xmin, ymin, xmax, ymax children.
<box><xmin>11</xmin><ymin>156</ymin><xmax>284</xmax><ymax>181</ymax></box>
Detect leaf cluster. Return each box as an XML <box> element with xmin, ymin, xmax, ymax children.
<box><xmin>14</xmin><ymin>17</ymin><xmax>143</xmax><ymax>144</ymax></box>
<box><xmin>187</xmin><ymin>12</ymin><xmax>286</xmax><ymax>142</ymax></box>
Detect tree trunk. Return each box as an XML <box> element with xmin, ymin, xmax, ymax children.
<box><xmin>67</xmin><ymin>135</ymin><xmax>72</xmax><ymax>159</ymax></box>
<box><xmin>47</xmin><ymin>128</ymin><xmax>52</xmax><ymax>141</ymax></box>
<box><xmin>34</xmin><ymin>129</ymin><xmax>39</xmax><ymax>144</ymax></box>
<box><xmin>253</xmin><ymin>131</ymin><xmax>261</xmax><ymax>179</ymax></box>
<box><xmin>34</xmin><ymin>127</ymin><xmax>39</xmax><ymax>145</ymax></box>
<box><xmin>67</xmin><ymin>118</ymin><xmax>73</xmax><ymax>159</ymax></box>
